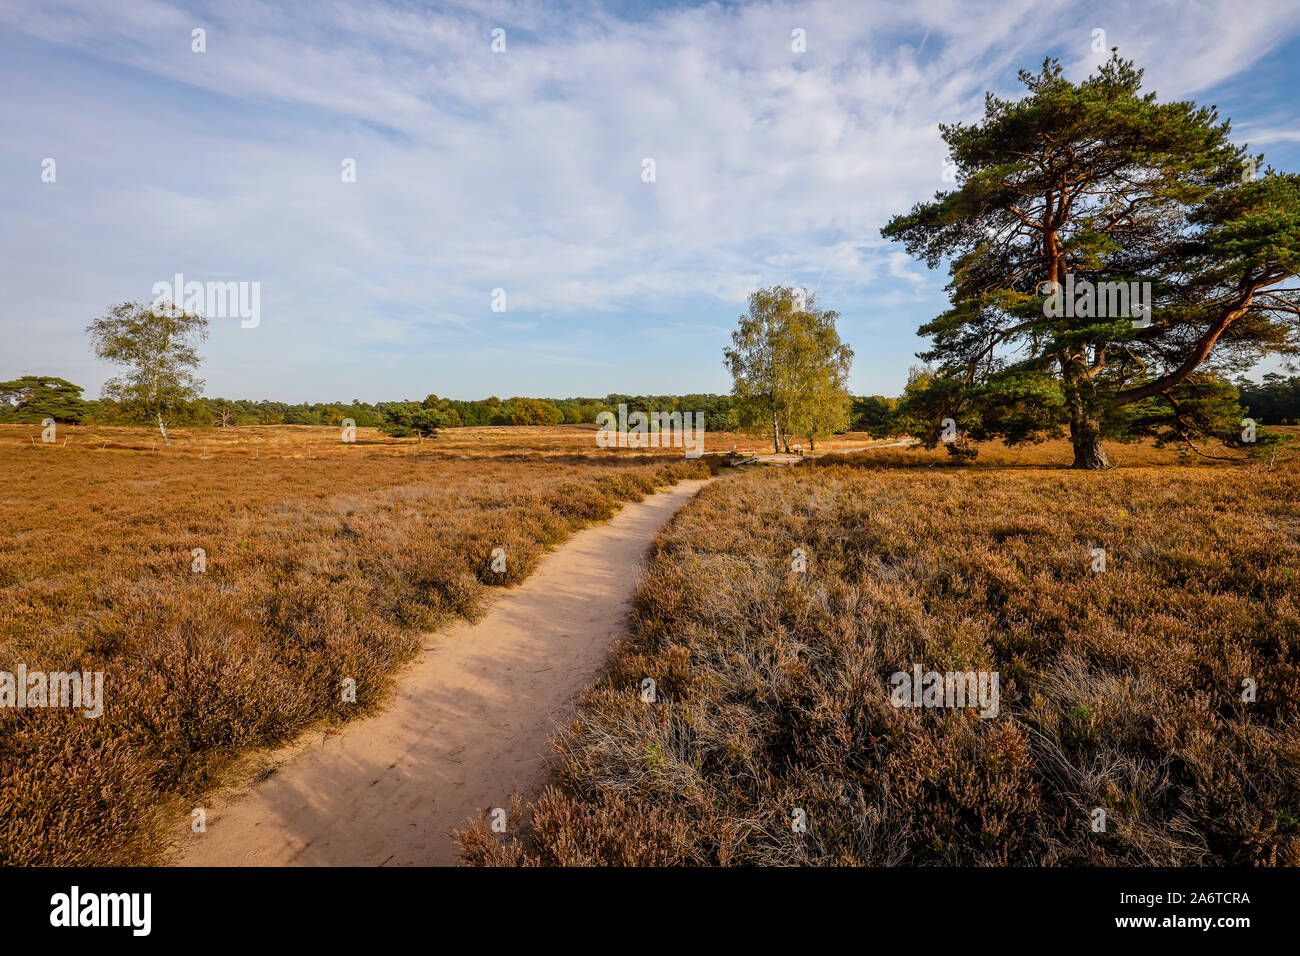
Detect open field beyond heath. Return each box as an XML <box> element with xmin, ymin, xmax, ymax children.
<box><xmin>0</xmin><ymin>422</ymin><xmax>885</xmax><ymax>459</ymax></box>
<box><xmin>0</xmin><ymin>435</ymin><xmax>708</xmax><ymax>864</ymax></box>
<box><xmin>459</xmin><ymin>437</ymin><xmax>1300</xmax><ymax>866</ymax></box>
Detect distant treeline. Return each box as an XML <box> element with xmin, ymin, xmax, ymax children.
<box><xmin>5</xmin><ymin>374</ymin><xmax>1297</xmax><ymax>433</ymax></box>
<box><xmin>1235</xmin><ymin>375</ymin><xmax>1300</xmax><ymax>426</ymax></box>
<box><xmin>0</xmin><ymin>379</ymin><xmax>742</xmax><ymax>433</ymax></box>
<box><xmin>365</xmin><ymin>394</ymin><xmax>739</xmax><ymax>437</ymax></box>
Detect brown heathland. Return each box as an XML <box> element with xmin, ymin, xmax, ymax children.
<box><xmin>0</xmin><ymin>423</ymin><xmax>885</xmax><ymax>459</ymax></box>
<box><xmin>459</xmin><ymin>439</ymin><xmax>1300</xmax><ymax>865</ymax></box>
<box><xmin>0</xmin><ymin>440</ymin><xmax>707</xmax><ymax>864</ymax></box>
<box><xmin>7</xmin><ymin>427</ymin><xmax>1298</xmax><ymax>866</ymax></box>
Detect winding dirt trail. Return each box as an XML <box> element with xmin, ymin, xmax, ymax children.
<box><xmin>176</xmin><ymin>477</ymin><xmax>712</xmax><ymax>867</ymax></box>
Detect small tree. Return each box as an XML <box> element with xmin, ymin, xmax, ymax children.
<box><xmin>0</xmin><ymin>376</ymin><xmax>88</xmax><ymax>423</ymax></box>
<box><xmin>212</xmin><ymin>401</ymin><xmax>237</xmax><ymax>428</ymax></box>
<box><xmin>724</xmin><ymin>286</ymin><xmax>854</xmax><ymax>453</ymax></box>
<box><xmin>378</xmin><ymin>402</ymin><xmax>445</xmax><ymax>438</ymax></box>
<box><xmin>412</xmin><ymin>407</ymin><xmax>446</xmax><ymax>437</ymax></box>
<box><xmin>86</xmin><ymin>301</ymin><xmax>208</xmax><ymax>446</ymax></box>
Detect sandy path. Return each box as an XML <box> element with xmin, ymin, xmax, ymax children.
<box><xmin>176</xmin><ymin>477</ymin><xmax>712</xmax><ymax>867</ymax></box>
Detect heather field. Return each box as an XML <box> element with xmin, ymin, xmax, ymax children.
<box><xmin>459</xmin><ymin>438</ymin><xmax>1300</xmax><ymax>866</ymax></box>
<box><xmin>0</xmin><ymin>422</ymin><xmax>883</xmax><ymax>459</ymax></box>
<box><xmin>0</xmin><ymin>438</ymin><xmax>708</xmax><ymax>864</ymax></box>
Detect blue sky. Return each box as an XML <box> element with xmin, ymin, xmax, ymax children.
<box><xmin>2</xmin><ymin>0</ymin><xmax>1299</xmax><ymax>403</ymax></box>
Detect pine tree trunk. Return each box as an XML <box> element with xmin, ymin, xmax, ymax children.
<box><xmin>1069</xmin><ymin>417</ymin><xmax>1109</xmax><ymax>469</ymax></box>
<box><xmin>1062</xmin><ymin>356</ymin><xmax>1109</xmax><ymax>470</ymax></box>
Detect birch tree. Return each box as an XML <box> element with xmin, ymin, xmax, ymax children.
<box><xmin>86</xmin><ymin>301</ymin><xmax>208</xmax><ymax>447</ymax></box>
<box><xmin>724</xmin><ymin>286</ymin><xmax>854</xmax><ymax>453</ymax></box>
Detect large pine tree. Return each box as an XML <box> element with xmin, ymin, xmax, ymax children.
<box><xmin>883</xmin><ymin>54</ymin><xmax>1300</xmax><ymax>468</ymax></box>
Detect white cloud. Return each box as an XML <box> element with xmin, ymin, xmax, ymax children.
<box><xmin>0</xmin><ymin>0</ymin><xmax>1296</xmax><ymax>398</ymax></box>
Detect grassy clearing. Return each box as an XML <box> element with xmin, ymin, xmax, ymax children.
<box><xmin>460</xmin><ymin>442</ymin><xmax>1300</xmax><ymax>865</ymax></box>
<box><xmin>0</xmin><ymin>442</ymin><xmax>707</xmax><ymax>864</ymax></box>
